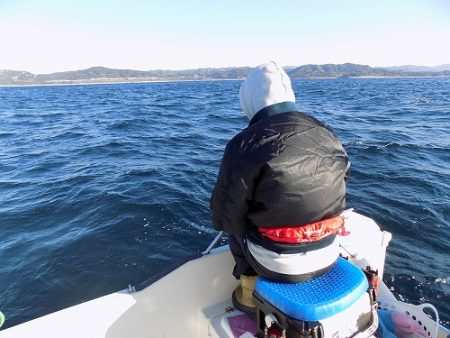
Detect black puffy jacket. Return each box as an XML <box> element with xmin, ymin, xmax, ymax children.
<box><xmin>210</xmin><ymin>104</ymin><xmax>350</xmax><ymax>235</ymax></box>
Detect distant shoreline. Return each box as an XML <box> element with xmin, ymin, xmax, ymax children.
<box><xmin>2</xmin><ymin>63</ymin><xmax>449</xmax><ymax>87</ymax></box>
<box><xmin>0</xmin><ymin>77</ymin><xmax>245</xmax><ymax>88</ymax></box>
<box><xmin>1</xmin><ymin>75</ymin><xmax>449</xmax><ymax>88</ymax></box>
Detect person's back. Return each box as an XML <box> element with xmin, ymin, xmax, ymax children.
<box><xmin>210</xmin><ymin>61</ymin><xmax>350</xmax><ymax>316</ymax></box>
<box><xmin>212</xmin><ymin>109</ymin><xmax>348</xmax><ymax>234</ymax></box>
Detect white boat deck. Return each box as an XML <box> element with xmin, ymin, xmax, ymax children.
<box><xmin>1</xmin><ymin>211</ymin><xmax>448</xmax><ymax>338</ymax></box>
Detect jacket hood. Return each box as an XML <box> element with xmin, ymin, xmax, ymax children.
<box><xmin>239</xmin><ymin>61</ymin><xmax>296</xmax><ymax>120</ymax></box>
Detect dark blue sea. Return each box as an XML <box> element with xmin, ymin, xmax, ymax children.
<box><xmin>0</xmin><ymin>78</ymin><xmax>449</xmax><ymax>329</ymax></box>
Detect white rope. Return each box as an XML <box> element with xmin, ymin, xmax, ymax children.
<box><xmin>202</xmin><ymin>231</ymin><xmax>224</xmax><ymax>255</ymax></box>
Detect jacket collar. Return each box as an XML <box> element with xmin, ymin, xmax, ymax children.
<box><xmin>248</xmin><ymin>102</ymin><xmax>298</xmax><ymax>126</ymax></box>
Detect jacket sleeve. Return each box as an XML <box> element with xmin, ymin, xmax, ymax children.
<box><xmin>210</xmin><ymin>137</ymin><xmax>256</xmax><ymax>235</ymax></box>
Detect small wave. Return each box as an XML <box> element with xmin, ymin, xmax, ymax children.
<box><xmin>347</xmin><ymin>141</ymin><xmax>450</xmax><ymax>153</ymax></box>
<box><xmin>416</xmin><ymin>98</ymin><xmax>432</xmax><ymax>103</ymax></box>
<box><xmin>50</xmin><ymin>130</ymin><xmax>86</xmax><ymax>140</ymax></box>
<box><xmin>109</xmin><ymin>120</ymin><xmax>132</xmax><ymax>129</ymax></box>
<box><xmin>0</xmin><ymin>132</ymin><xmax>16</xmax><ymax>138</ymax></box>
<box><xmin>434</xmin><ymin>277</ymin><xmax>450</xmax><ymax>284</ymax></box>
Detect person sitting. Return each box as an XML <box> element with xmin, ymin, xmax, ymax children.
<box><xmin>210</xmin><ymin>61</ymin><xmax>350</xmax><ymax>316</ymax></box>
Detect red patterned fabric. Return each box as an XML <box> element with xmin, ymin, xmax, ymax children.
<box><xmin>258</xmin><ymin>216</ymin><xmax>348</xmax><ymax>244</ymax></box>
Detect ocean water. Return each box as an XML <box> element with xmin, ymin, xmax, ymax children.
<box><xmin>0</xmin><ymin>78</ymin><xmax>449</xmax><ymax>329</ymax></box>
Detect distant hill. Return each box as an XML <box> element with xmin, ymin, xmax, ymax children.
<box><xmin>32</xmin><ymin>66</ymin><xmax>252</xmax><ymax>82</ymax></box>
<box><xmin>386</xmin><ymin>64</ymin><xmax>450</xmax><ymax>72</ymax></box>
<box><xmin>1</xmin><ymin>63</ymin><xmax>449</xmax><ymax>85</ymax></box>
<box><xmin>287</xmin><ymin>63</ymin><xmax>396</xmax><ymax>78</ymax></box>
<box><xmin>286</xmin><ymin>63</ymin><xmax>450</xmax><ymax>78</ymax></box>
<box><xmin>0</xmin><ymin>70</ymin><xmax>35</xmax><ymax>84</ymax></box>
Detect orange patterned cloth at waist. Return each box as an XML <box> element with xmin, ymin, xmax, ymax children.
<box><xmin>258</xmin><ymin>216</ymin><xmax>348</xmax><ymax>244</ymax></box>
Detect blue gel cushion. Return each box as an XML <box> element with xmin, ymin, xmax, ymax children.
<box><xmin>255</xmin><ymin>257</ymin><xmax>369</xmax><ymax>321</ymax></box>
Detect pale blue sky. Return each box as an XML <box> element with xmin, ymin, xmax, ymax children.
<box><xmin>1</xmin><ymin>0</ymin><xmax>449</xmax><ymax>73</ymax></box>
